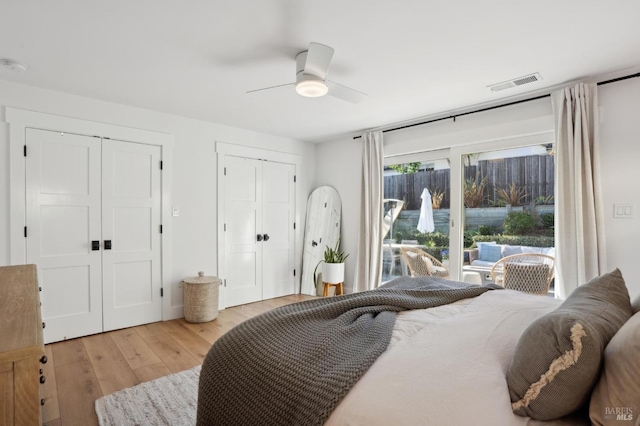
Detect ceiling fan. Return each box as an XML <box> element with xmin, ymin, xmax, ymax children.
<box><xmin>247</xmin><ymin>42</ymin><xmax>367</xmax><ymax>104</ymax></box>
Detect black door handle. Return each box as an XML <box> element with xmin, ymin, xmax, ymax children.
<box><xmin>104</xmin><ymin>240</ymin><xmax>112</xmax><ymax>250</ymax></box>
<box><xmin>91</xmin><ymin>240</ymin><xmax>100</xmax><ymax>251</ymax></box>
<box><xmin>257</xmin><ymin>234</ymin><xmax>263</xmax><ymax>242</ymax></box>
<box><xmin>263</xmin><ymin>234</ymin><xmax>270</xmax><ymax>241</ymax></box>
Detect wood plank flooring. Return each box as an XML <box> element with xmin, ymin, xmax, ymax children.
<box><xmin>41</xmin><ymin>294</ymin><xmax>313</xmax><ymax>426</ymax></box>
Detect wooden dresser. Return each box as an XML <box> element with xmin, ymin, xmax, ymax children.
<box><xmin>0</xmin><ymin>265</ymin><xmax>46</xmax><ymax>425</ymax></box>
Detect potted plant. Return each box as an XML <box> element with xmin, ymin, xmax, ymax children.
<box><xmin>313</xmin><ymin>240</ymin><xmax>349</xmax><ymax>293</ymax></box>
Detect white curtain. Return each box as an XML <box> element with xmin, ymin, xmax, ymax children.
<box><xmin>552</xmin><ymin>82</ymin><xmax>607</xmax><ymax>298</ymax></box>
<box><xmin>353</xmin><ymin>131</ymin><xmax>384</xmax><ymax>292</ymax></box>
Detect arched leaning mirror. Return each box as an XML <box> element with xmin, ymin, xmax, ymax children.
<box><xmin>301</xmin><ymin>186</ymin><xmax>342</xmax><ymax>295</ymax></box>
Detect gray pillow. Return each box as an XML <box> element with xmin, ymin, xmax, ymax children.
<box><xmin>632</xmin><ymin>293</ymin><xmax>640</xmax><ymax>314</ymax></box>
<box><xmin>503</xmin><ymin>245</ymin><xmax>523</xmax><ymax>257</ymax></box>
<box><xmin>589</xmin><ymin>311</ymin><xmax>640</xmax><ymax>425</ymax></box>
<box><xmin>507</xmin><ymin>269</ymin><xmax>633</xmax><ymax>421</ymax></box>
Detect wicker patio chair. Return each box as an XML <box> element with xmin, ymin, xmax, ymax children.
<box><xmin>400</xmin><ymin>246</ymin><xmax>449</xmax><ymax>279</ymax></box>
<box><xmin>490</xmin><ymin>253</ymin><xmax>555</xmax><ymax>295</ymax></box>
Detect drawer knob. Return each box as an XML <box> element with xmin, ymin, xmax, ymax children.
<box><xmin>40</xmin><ymin>355</ymin><xmax>48</xmax><ymax>364</ymax></box>
<box><xmin>40</xmin><ymin>375</ymin><xmax>46</xmax><ymax>384</ymax></box>
<box><xmin>41</xmin><ymin>398</ymin><xmax>45</xmax><ymax>406</ymax></box>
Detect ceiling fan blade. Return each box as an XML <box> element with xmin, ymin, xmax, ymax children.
<box><xmin>327</xmin><ymin>81</ymin><xmax>367</xmax><ymax>104</ymax></box>
<box><xmin>246</xmin><ymin>82</ymin><xmax>295</xmax><ymax>94</ymax></box>
<box><xmin>304</xmin><ymin>42</ymin><xmax>334</xmax><ymax>80</ymax></box>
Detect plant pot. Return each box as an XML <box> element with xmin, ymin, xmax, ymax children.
<box><xmin>322</xmin><ymin>262</ymin><xmax>345</xmax><ymax>284</ymax></box>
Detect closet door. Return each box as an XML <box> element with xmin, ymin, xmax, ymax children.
<box><xmin>25</xmin><ymin>129</ymin><xmax>103</xmax><ymax>342</ymax></box>
<box><xmin>262</xmin><ymin>161</ymin><xmax>296</xmax><ymax>299</ymax></box>
<box><xmin>101</xmin><ymin>139</ymin><xmax>163</xmax><ymax>331</ymax></box>
<box><xmin>224</xmin><ymin>156</ymin><xmax>264</xmax><ymax>306</ymax></box>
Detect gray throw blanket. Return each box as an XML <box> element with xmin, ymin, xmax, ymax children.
<box><xmin>197</xmin><ymin>277</ymin><xmax>498</xmax><ymax>425</ymax></box>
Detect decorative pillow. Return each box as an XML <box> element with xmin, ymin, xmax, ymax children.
<box><xmin>507</xmin><ymin>269</ymin><xmax>633</xmax><ymax>421</ymax></box>
<box><xmin>589</xmin><ymin>311</ymin><xmax>640</xmax><ymax>425</ymax></box>
<box><xmin>420</xmin><ymin>255</ymin><xmax>434</xmax><ymax>272</ymax></box>
<box><xmin>476</xmin><ymin>241</ymin><xmax>496</xmax><ymax>259</ymax></box>
<box><xmin>632</xmin><ymin>294</ymin><xmax>640</xmax><ymax>314</ymax></box>
<box><xmin>481</xmin><ymin>244</ymin><xmax>503</xmax><ymax>262</ymax></box>
<box><xmin>521</xmin><ymin>246</ymin><xmax>544</xmax><ymax>254</ymax></box>
<box><xmin>503</xmin><ymin>245</ymin><xmax>523</xmax><ymax>257</ymax></box>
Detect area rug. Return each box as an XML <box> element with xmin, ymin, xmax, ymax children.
<box><xmin>95</xmin><ymin>365</ymin><xmax>200</xmax><ymax>425</ymax></box>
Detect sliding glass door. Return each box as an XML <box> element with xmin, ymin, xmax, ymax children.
<box><xmin>457</xmin><ymin>144</ymin><xmax>555</xmax><ymax>291</ymax></box>
<box><xmin>382</xmin><ymin>151</ymin><xmax>450</xmax><ymax>281</ymax></box>
<box><xmin>383</xmin><ymin>134</ymin><xmax>556</xmax><ymax>289</ymax></box>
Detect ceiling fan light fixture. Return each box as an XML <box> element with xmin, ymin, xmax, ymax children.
<box><xmin>295</xmin><ymin>76</ymin><xmax>328</xmax><ymax>98</ymax></box>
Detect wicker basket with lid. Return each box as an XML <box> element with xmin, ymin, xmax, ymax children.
<box><xmin>180</xmin><ymin>271</ymin><xmax>221</xmax><ymax>323</ymax></box>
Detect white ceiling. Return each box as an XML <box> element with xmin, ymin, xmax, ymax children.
<box><xmin>1</xmin><ymin>0</ymin><xmax>640</xmax><ymax>142</ymax></box>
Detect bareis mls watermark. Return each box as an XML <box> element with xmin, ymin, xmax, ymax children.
<box><xmin>604</xmin><ymin>407</ymin><xmax>634</xmax><ymax>422</ymax></box>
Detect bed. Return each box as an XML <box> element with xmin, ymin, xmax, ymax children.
<box><xmin>197</xmin><ymin>271</ymin><xmax>638</xmax><ymax>425</ymax></box>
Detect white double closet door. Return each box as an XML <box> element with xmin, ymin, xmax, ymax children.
<box><xmin>224</xmin><ymin>156</ymin><xmax>296</xmax><ymax>307</ymax></box>
<box><xmin>25</xmin><ymin>129</ymin><xmax>162</xmax><ymax>343</ymax></box>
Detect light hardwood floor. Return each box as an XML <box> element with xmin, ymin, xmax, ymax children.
<box><xmin>41</xmin><ymin>294</ymin><xmax>314</xmax><ymax>426</ymax></box>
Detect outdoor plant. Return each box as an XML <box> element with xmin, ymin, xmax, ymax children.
<box><xmin>431</xmin><ymin>189</ymin><xmax>445</xmax><ymax>209</ymax></box>
<box><xmin>495</xmin><ymin>183</ymin><xmax>527</xmax><ymax>207</ymax></box>
<box><xmin>535</xmin><ymin>195</ymin><xmax>554</xmax><ymax>205</ymax></box>
<box><xmin>463</xmin><ymin>176</ymin><xmax>488</xmax><ymax>208</ymax></box>
<box><xmin>476</xmin><ymin>224</ymin><xmax>495</xmax><ymax>236</ymax></box>
<box><xmin>440</xmin><ymin>249</ymin><xmax>449</xmax><ymax>261</ymax></box>
<box><xmin>540</xmin><ymin>213</ymin><xmax>554</xmax><ymax>228</ymax></box>
<box><xmin>473</xmin><ymin>234</ymin><xmax>554</xmax><ymax>248</ymax></box>
<box><xmin>502</xmin><ymin>211</ymin><xmax>537</xmax><ymax>235</ymax></box>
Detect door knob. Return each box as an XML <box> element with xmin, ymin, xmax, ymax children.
<box><xmin>104</xmin><ymin>240</ymin><xmax>112</xmax><ymax>250</ymax></box>
<box><xmin>263</xmin><ymin>234</ymin><xmax>270</xmax><ymax>241</ymax></box>
<box><xmin>257</xmin><ymin>234</ymin><xmax>264</xmax><ymax>242</ymax></box>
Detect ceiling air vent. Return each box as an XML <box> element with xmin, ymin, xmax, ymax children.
<box><xmin>488</xmin><ymin>73</ymin><xmax>542</xmax><ymax>92</ymax></box>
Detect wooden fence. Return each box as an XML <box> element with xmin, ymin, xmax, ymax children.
<box><xmin>384</xmin><ymin>154</ymin><xmax>554</xmax><ymax>210</ymax></box>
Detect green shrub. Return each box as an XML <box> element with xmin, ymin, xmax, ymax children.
<box><xmin>503</xmin><ymin>211</ymin><xmax>537</xmax><ymax>235</ymax></box>
<box><xmin>540</xmin><ymin>213</ymin><xmax>554</xmax><ymax>228</ymax></box>
<box><xmin>472</xmin><ymin>234</ymin><xmax>554</xmax><ymax>248</ymax></box>
<box><xmin>463</xmin><ymin>229</ymin><xmax>478</xmax><ymax>248</ymax></box>
<box><xmin>476</xmin><ymin>225</ymin><xmax>495</xmax><ymax>236</ymax></box>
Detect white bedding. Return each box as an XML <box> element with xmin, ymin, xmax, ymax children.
<box><xmin>326</xmin><ymin>289</ymin><xmax>564</xmax><ymax>426</ymax></box>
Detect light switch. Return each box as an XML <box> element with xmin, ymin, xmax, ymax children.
<box><xmin>172</xmin><ymin>206</ymin><xmax>180</xmax><ymax>217</ymax></box>
<box><xmin>613</xmin><ymin>204</ymin><xmax>633</xmax><ymax>218</ymax></box>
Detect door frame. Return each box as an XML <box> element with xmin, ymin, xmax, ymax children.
<box><xmin>7</xmin><ymin>108</ymin><xmax>175</xmax><ymax>320</ymax></box>
<box><xmin>216</xmin><ymin>141</ymin><xmax>301</xmax><ymax>309</ymax></box>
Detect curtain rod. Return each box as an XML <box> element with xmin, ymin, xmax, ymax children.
<box><xmin>353</xmin><ymin>71</ymin><xmax>640</xmax><ymax>140</ymax></box>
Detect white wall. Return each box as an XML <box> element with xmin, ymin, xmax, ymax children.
<box><xmin>0</xmin><ymin>80</ymin><xmax>316</xmax><ymax>314</ymax></box>
<box><xmin>317</xmin><ymin>84</ymin><xmax>640</xmax><ymax>300</ymax></box>
<box><xmin>312</xmin><ymin>137</ymin><xmax>363</xmax><ymax>293</ymax></box>
<box><xmin>599</xmin><ymin>77</ymin><xmax>640</xmax><ymax>300</ymax></box>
